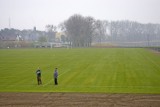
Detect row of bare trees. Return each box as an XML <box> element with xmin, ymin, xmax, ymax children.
<box><xmin>59</xmin><ymin>14</ymin><xmax>108</xmax><ymax>47</ymax></box>
<box><xmin>1</xmin><ymin>14</ymin><xmax>160</xmax><ymax>48</ymax></box>
<box><xmin>109</xmin><ymin>21</ymin><xmax>160</xmax><ymax>47</ymax></box>
<box><xmin>59</xmin><ymin>14</ymin><xmax>160</xmax><ymax>47</ymax></box>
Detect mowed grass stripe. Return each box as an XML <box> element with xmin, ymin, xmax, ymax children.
<box><xmin>0</xmin><ymin>48</ymin><xmax>160</xmax><ymax>93</ymax></box>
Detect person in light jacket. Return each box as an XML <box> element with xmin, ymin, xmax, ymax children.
<box><xmin>54</xmin><ymin>68</ymin><xmax>58</xmax><ymax>85</ymax></box>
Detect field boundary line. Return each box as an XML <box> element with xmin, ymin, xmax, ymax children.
<box><xmin>49</xmin><ymin>85</ymin><xmax>160</xmax><ymax>88</ymax></box>
<box><xmin>0</xmin><ymin>84</ymin><xmax>160</xmax><ymax>88</ymax></box>
<box><xmin>139</xmin><ymin>50</ymin><xmax>160</xmax><ymax>69</ymax></box>
<box><xmin>145</xmin><ymin>56</ymin><xmax>160</xmax><ymax>69</ymax></box>
<box><xmin>43</xmin><ymin>69</ymin><xmax>71</xmax><ymax>86</ymax></box>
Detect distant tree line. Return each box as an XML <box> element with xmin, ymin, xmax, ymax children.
<box><xmin>108</xmin><ymin>21</ymin><xmax>160</xmax><ymax>47</ymax></box>
<box><xmin>60</xmin><ymin>14</ymin><xmax>160</xmax><ymax>47</ymax></box>
<box><xmin>1</xmin><ymin>14</ymin><xmax>160</xmax><ymax>48</ymax></box>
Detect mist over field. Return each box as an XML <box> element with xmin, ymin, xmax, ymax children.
<box><xmin>0</xmin><ymin>0</ymin><xmax>160</xmax><ymax>93</ymax></box>
<box><xmin>1</xmin><ymin>1</ymin><xmax>160</xmax><ymax>107</ymax></box>
<box><xmin>0</xmin><ymin>0</ymin><xmax>160</xmax><ymax>49</ymax></box>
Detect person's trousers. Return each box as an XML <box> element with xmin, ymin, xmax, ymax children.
<box><xmin>54</xmin><ymin>78</ymin><xmax>58</xmax><ymax>85</ymax></box>
<box><xmin>37</xmin><ymin>76</ymin><xmax>42</xmax><ymax>85</ymax></box>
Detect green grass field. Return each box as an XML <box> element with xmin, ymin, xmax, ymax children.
<box><xmin>0</xmin><ymin>48</ymin><xmax>160</xmax><ymax>93</ymax></box>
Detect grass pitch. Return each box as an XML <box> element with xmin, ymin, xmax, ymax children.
<box><xmin>0</xmin><ymin>48</ymin><xmax>160</xmax><ymax>93</ymax></box>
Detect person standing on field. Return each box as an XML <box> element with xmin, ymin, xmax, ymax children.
<box><xmin>54</xmin><ymin>68</ymin><xmax>58</xmax><ymax>85</ymax></box>
<box><xmin>36</xmin><ymin>68</ymin><xmax>42</xmax><ymax>85</ymax></box>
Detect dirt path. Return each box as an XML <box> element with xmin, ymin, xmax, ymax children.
<box><xmin>0</xmin><ymin>93</ymin><xmax>160</xmax><ymax>107</ymax></box>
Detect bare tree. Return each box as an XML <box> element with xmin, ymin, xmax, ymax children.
<box><xmin>63</xmin><ymin>14</ymin><xmax>95</xmax><ymax>47</ymax></box>
<box><xmin>93</xmin><ymin>20</ymin><xmax>108</xmax><ymax>43</ymax></box>
<box><xmin>45</xmin><ymin>24</ymin><xmax>56</xmax><ymax>42</ymax></box>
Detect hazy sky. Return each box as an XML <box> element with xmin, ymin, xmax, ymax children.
<box><xmin>0</xmin><ymin>0</ymin><xmax>160</xmax><ymax>31</ymax></box>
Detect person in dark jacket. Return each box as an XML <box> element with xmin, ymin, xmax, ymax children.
<box><xmin>36</xmin><ymin>68</ymin><xmax>42</xmax><ymax>85</ymax></box>
<box><xmin>54</xmin><ymin>68</ymin><xmax>58</xmax><ymax>85</ymax></box>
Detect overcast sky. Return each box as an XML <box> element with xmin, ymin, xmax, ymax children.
<box><xmin>0</xmin><ymin>0</ymin><xmax>160</xmax><ymax>31</ymax></box>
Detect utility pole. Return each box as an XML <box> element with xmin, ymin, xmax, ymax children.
<box><xmin>147</xmin><ymin>34</ymin><xmax>150</xmax><ymax>47</ymax></box>
<box><xmin>9</xmin><ymin>17</ymin><xmax>11</xmax><ymax>29</ymax></box>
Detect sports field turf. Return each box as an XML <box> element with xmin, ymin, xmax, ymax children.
<box><xmin>0</xmin><ymin>48</ymin><xmax>160</xmax><ymax>93</ymax></box>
